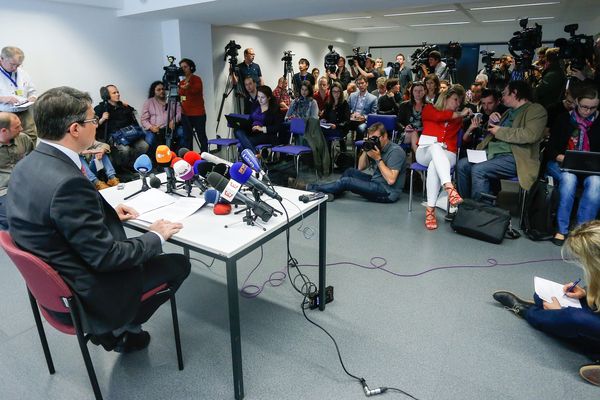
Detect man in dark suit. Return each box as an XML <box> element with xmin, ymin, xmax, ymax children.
<box><xmin>6</xmin><ymin>86</ymin><xmax>191</xmax><ymax>353</ymax></box>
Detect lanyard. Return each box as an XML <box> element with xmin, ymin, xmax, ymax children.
<box><xmin>0</xmin><ymin>66</ymin><xmax>17</xmax><ymax>87</ymax></box>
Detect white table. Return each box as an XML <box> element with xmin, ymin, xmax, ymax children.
<box><xmin>101</xmin><ymin>176</ymin><xmax>328</xmax><ymax>399</ymax></box>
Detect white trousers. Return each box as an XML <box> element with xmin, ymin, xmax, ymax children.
<box><xmin>416</xmin><ymin>143</ymin><xmax>456</xmax><ymax>207</ymax></box>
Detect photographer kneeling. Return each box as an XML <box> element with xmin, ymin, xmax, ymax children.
<box><xmin>295</xmin><ymin>123</ymin><xmax>406</xmax><ymax>202</ymax></box>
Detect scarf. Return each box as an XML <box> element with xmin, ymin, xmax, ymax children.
<box><xmin>568</xmin><ymin>109</ymin><xmax>597</xmax><ymax>151</ymax></box>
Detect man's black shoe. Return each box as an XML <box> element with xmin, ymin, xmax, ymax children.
<box><xmin>114</xmin><ymin>330</ymin><xmax>151</xmax><ymax>353</ymax></box>
<box><xmin>492</xmin><ymin>290</ymin><xmax>534</xmax><ymax>317</ymax></box>
<box><xmin>89</xmin><ymin>332</ymin><xmax>122</xmax><ymax>351</ymax></box>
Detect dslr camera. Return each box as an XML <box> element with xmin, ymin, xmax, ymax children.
<box><xmin>410</xmin><ymin>42</ymin><xmax>439</xmax><ymax>74</ymax></box>
<box><xmin>554</xmin><ymin>24</ymin><xmax>594</xmax><ymax>71</ymax></box>
<box><xmin>162</xmin><ymin>56</ymin><xmax>183</xmax><ymax>88</ymax></box>
<box><xmin>347</xmin><ymin>47</ymin><xmax>371</xmax><ymax>69</ymax></box>
<box><xmin>324</xmin><ymin>45</ymin><xmax>340</xmax><ymax>74</ymax></box>
<box><xmin>508</xmin><ymin>18</ymin><xmax>542</xmax><ymax>70</ymax></box>
<box><xmin>362</xmin><ymin>135</ymin><xmax>381</xmax><ymax>152</ymax></box>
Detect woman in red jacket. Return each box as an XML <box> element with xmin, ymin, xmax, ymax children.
<box><xmin>417</xmin><ymin>86</ymin><xmax>472</xmax><ymax>229</ymax></box>
<box><xmin>178</xmin><ymin>58</ymin><xmax>207</xmax><ymax>152</ymax></box>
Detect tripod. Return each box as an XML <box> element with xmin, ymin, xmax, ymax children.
<box><xmin>216</xmin><ymin>59</ymin><xmax>243</xmax><ymax>131</ymax></box>
<box><xmin>165</xmin><ymin>83</ymin><xmax>202</xmax><ymax>151</ymax></box>
<box><xmin>283</xmin><ymin>59</ymin><xmax>295</xmax><ymax>99</ymax></box>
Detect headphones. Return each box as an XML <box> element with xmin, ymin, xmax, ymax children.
<box><xmin>99</xmin><ymin>86</ymin><xmax>110</xmax><ymax>102</ymax></box>
<box><xmin>180</xmin><ymin>58</ymin><xmax>196</xmax><ymax>73</ymax></box>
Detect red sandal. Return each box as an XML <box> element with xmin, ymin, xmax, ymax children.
<box><xmin>425</xmin><ymin>208</ymin><xmax>437</xmax><ymax>230</ymax></box>
<box><xmin>446</xmin><ymin>186</ymin><xmax>463</xmax><ymax>207</ymax></box>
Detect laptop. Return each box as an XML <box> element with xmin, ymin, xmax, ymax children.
<box><xmin>225</xmin><ymin>114</ymin><xmax>253</xmax><ymax>131</ymax></box>
<box><xmin>561</xmin><ymin>150</ymin><xmax>600</xmax><ymax>175</ymax></box>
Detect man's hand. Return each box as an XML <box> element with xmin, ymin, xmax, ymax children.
<box><xmin>488</xmin><ymin>124</ymin><xmax>500</xmax><ymax>136</ymax></box>
<box><xmin>2</xmin><ymin>96</ymin><xmax>21</xmax><ymax>105</ymax></box>
<box><xmin>169</xmin><ymin>120</ymin><xmax>175</xmax><ymax>130</ymax></box>
<box><xmin>27</xmin><ymin>96</ymin><xmax>36</xmax><ymax>103</ymax></box>
<box><xmin>543</xmin><ymin>297</ymin><xmax>561</xmax><ymax>310</ymax></box>
<box><xmin>367</xmin><ymin>147</ymin><xmax>381</xmax><ymax>161</ymax></box>
<box><xmin>489</xmin><ymin>112</ymin><xmax>501</xmax><ymax>125</ymax></box>
<box><xmin>556</xmin><ymin>154</ymin><xmax>565</xmax><ymax>163</ymax></box>
<box><xmin>252</xmin><ymin>125</ymin><xmax>265</xmax><ymax>133</ymax></box>
<box><xmin>115</xmin><ymin>204</ymin><xmax>139</xmax><ymax>221</ymax></box>
<box><xmin>149</xmin><ymin>125</ymin><xmax>160</xmax><ymax>133</ymax></box>
<box><xmin>149</xmin><ymin>219</ymin><xmax>183</xmax><ymax>240</ymax></box>
<box><xmin>100</xmin><ymin>112</ymin><xmax>110</xmax><ymax>123</ymax></box>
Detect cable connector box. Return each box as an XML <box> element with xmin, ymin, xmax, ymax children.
<box><xmin>308</xmin><ymin>286</ymin><xmax>334</xmax><ymax>309</ymax></box>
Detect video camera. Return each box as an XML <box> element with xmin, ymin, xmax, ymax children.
<box><xmin>347</xmin><ymin>47</ymin><xmax>371</xmax><ymax>69</ymax></box>
<box><xmin>162</xmin><ymin>56</ymin><xmax>184</xmax><ymax>88</ymax></box>
<box><xmin>410</xmin><ymin>42</ymin><xmax>439</xmax><ymax>74</ymax></box>
<box><xmin>324</xmin><ymin>45</ymin><xmax>340</xmax><ymax>74</ymax></box>
<box><xmin>508</xmin><ymin>18</ymin><xmax>542</xmax><ymax>70</ymax></box>
<box><xmin>224</xmin><ymin>40</ymin><xmax>241</xmax><ymax>62</ymax></box>
<box><xmin>554</xmin><ymin>24</ymin><xmax>594</xmax><ymax>71</ymax></box>
<box><xmin>281</xmin><ymin>50</ymin><xmax>295</xmax><ymax>63</ymax></box>
<box><xmin>480</xmin><ymin>50</ymin><xmax>500</xmax><ymax>74</ymax></box>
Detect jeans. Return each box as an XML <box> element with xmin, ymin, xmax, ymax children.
<box><xmin>80</xmin><ymin>155</ymin><xmax>117</xmax><ymax>183</ymax></box>
<box><xmin>181</xmin><ymin>114</ymin><xmax>207</xmax><ymax>152</ymax></box>
<box><xmin>526</xmin><ymin>293</ymin><xmax>600</xmax><ymax>355</ymax></box>
<box><xmin>457</xmin><ymin>153</ymin><xmax>517</xmax><ymax>201</ymax></box>
<box><xmin>145</xmin><ymin>126</ymin><xmax>186</xmax><ymax>156</ymax></box>
<box><xmin>234</xmin><ymin>129</ymin><xmax>277</xmax><ymax>154</ymax></box>
<box><xmin>416</xmin><ymin>144</ymin><xmax>456</xmax><ymax>207</ymax></box>
<box><xmin>546</xmin><ymin>161</ymin><xmax>600</xmax><ymax>235</ymax></box>
<box><xmin>0</xmin><ymin>194</ymin><xmax>7</xmax><ymax>230</ymax></box>
<box><xmin>308</xmin><ymin>168</ymin><xmax>395</xmax><ymax>203</ymax></box>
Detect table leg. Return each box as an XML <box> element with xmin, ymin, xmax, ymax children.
<box><xmin>183</xmin><ymin>247</ymin><xmax>190</xmax><ymax>259</ymax></box>
<box><xmin>225</xmin><ymin>258</ymin><xmax>244</xmax><ymax>399</ymax></box>
<box><xmin>318</xmin><ymin>202</ymin><xmax>327</xmax><ymax>311</ymax></box>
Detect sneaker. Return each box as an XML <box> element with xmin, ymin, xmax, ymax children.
<box><xmin>287</xmin><ymin>177</ymin><xmax>308</xmax><ymax>191</ymax></box>
<box><xmin>95</xmin><ymin>180</ymin><xmax>110</xmax><ymax>190</ymax></box>
<box><xmin>114</xmin><ymin>330</ymin><xmax>151</xmax><ymax>353</ymax></box>
<box><xmin>580</xmin><ymin>364</ymin><xmax>600</xmax><ymax>386</ymax></box>
<box><xmin>106</xmin><ymin>177</ymin><xmax>120</xmax><ymax>187</ymax></box>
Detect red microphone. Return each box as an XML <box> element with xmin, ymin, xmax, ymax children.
<box><xmin>183</xmin><ymin>150</ymin><xmax>202</xmax><ymax>166</ymax></box>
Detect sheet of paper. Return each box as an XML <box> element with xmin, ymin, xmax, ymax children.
<box><xmin>467</xmin><ymin>149</ymin><xmax>488</xmax><ymax>164</ymax></box>
<box><xmin>137</xmin><ymin>197</ymin><xmax>206</xmax><ymax>223</ymax></box>
<box><xmin>14</xmin><ymin>101</ymin><xmax>34</xmax><ymax>112</ymax></box>
<box><xmin>418</xmin><ymin>135</ymin><xmax>438</xmax><ymax>146</ymax></box>
<box><xmin>123</xmin><ymin>188</ymin><xmax>175</xmax><ymax>215</ymax></box>
<box><xmin>320</xmin><ymin>121</ymin><xmax>333</xmax><ymax>129</ymax></box>
<box><xmin>534</xmin><ymin>276</ymin><xmax>582</xmax><ymax>308</ymax></box>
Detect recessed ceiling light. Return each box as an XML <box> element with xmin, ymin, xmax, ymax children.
<box><xmin>350</xmin><ymin>26</ymin><xmax>398</xmax><ymax>31</ymax></box>
<box><xmin>529</xmin><ymin>16</ymin><xmax>555</xmax><ymax>20</ymax></box>
<box><xmin>410</xmin><ymin>21</ymin><xmax>470</xmax><ymax>27</ymax></box>
<box><xmin>470</xmin><ymin>2</ymin><xmax>559</xmax><ymax>11</ymax></box>
<box><xmin>384</xmin><ymin>9</ymin><xmax>456</xmax><ymax>17</ymax></box>
<box><xmin>482</xmin><ymin>19</ymin><xmax>516</xmax><ymax>23</ymax></box>
<box><xmin>315</xmin><ymin>16</ymin><xmax>372</xmax><ymax>22</ymax></box>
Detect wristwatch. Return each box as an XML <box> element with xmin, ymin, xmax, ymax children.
<box><xmin>376</xmin><ymin>158</ymin><xmax>383</xmax><ymax>164</ymax></box>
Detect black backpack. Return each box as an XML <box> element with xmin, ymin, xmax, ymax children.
<box><xmin>521</xmin><ymin>179</ymin><xmax>559</xmax><ymax>240</ymax></box>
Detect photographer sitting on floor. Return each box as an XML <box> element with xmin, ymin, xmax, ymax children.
<box><xmin>291</xmin><ymin>122</ymin><xmax>406</xmax><ymax>203</ymax></box>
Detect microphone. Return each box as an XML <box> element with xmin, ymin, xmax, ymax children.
<box><xmin>207</xmin><ymin>172</ymin><xmax>275</xmax><ymax>222</ymax></box>
<box><xmin>241</xmin><ymin>148</ymin><xmax>262</xmax><ymax>172</ymax></box>
<box><xmin>133</xmin><ymin>154</ymin><xmax>152</xmax><ymax>191</ymax></box>
<box><xmin>200</xmin><ymin>152</ymin><xmax>232</xmax><ymax>167</ymax></box>
<box><xmin>177</xmin><ymin>147</ymin><xmax>190</xmax><ymax>158</ymax></box>
<box><xmin>194</xmin><ymin>160</ymin><xmax>214</xmax><ymax>179</ymax></box>
<box><xmin>170</xmin><ymin>156</ymin><xmax>183</xmax><ymax>167</ymax></box>
<box><xmin>213</xmin><ymin>163</ymin><xmax>230</xmax><ymax>179</ymax></box>
<box><xmin>174</xmin><ymin>159</ymin><xmax>208</xmax><ymax>193</ymax></box>
<box><xmin>183</xmin><ymin>150</ymin><xmax>202</xmax><ymax>166</ymax></box>
<box><xmin>230</xmin><ymin>161</ymin><xmax>282</xmax><ymax>201</ymax></box>
<box><xmin>204</xmin><ymin>188</ymin><xmax>222</xmax><ymax>204</ymax></box>
<box><xmin>155</xmin><ymin>145</ymin><xmax>177</xmax><ymax>193</ymax></box>
<box><xmin>149</xmin><ymin>174</ymin><xmax>162</xmax><ymax>189</ymax></box>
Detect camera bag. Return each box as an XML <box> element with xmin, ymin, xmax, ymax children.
<box><xmin>111</xmin><ymin>125</ymin><xmax>146</xmax><ymax>146</ymax></box>
<box><xmin>451</xmin><ymin>199</ymin><xmax>519</xmax><ymax>244</ymax></box>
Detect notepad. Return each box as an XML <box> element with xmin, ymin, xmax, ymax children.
<box><xmin>467</xmin><ymin>149</ymin><xmax>487</xmax><ymax>164</ymax></box>
<box><xmin>534</xmin><ymin>276</ymin><xmax>582</xmax><ymax>308</ymax></box>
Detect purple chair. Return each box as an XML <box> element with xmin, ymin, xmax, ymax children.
<box><xmin>0</xmin><ymin>231</ymin><xmax>184</xmax><ymax>400</ymax></box>
<box><xmin>271</xmin><ymin>118</ymin><xmax>312</xmax><ymax>178</ymax></box>
<box><xmin>208</xmin><ymin>113</ymin><xmax>243</xmax><ymax>161</ymax></box>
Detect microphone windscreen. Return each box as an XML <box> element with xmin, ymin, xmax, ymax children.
<box><xmin>241</xmin><ymin>149</ymin><xmax>262</xmax><ymax>172</ymax></box>
<box><xmin>177</xmin><ymin>147</ymin><xmax>190</xmax><ymax>158</ymax></box>
<box><xmin>194</xmin><ymin>160</ymin><xmax>211</xmax><ymax>177</ymax></box>
<box><xmin>173</xmin><ymin>159</ymin><xmax>195</xmax><ymax>181</ymax></box>
<box><xmin>133</xmin><ymin>154</ymin><xmax>152</xmax><ymax>173</ymax></box>
<box><xmin>149</xmin><ymin>175</ymin><xmax>162</xmax><ymax>188</ymax></box>
<box><xmin>155</xmin><ymin>145</ymin><xmax>172</xmax><ymax>164</ymax></box>
<box><xmin>183</xmin><ymin>151</ymin><xmax>202</xmax><ymax>166</ymax></box>
<box><xmin>170</xmin><ymin>156</ymin><xmax>183</xmax><ymax>167</ymax></box>
<box><xmin>230</xmin><ymin>161</ymin><xmax>252</xmax><ymax>184</ymax></box>
<box><xmin>207</xmin><ymin>172</ymin><xmax>229</xmax><ymax>192</ymax></box>
<box><xmin>204</xmin><ymin>188</ymin><xmax>220</xmax><ymax>204</ymax></box>
<box><xmin>213</xmin><ymin>163</ymin><xmax>230</xmax><ymax>179</ymax></box>
<box><xmin>213</xmin><ymin>203</ymin><xmax>232</xmax><ymax>215</ymax></box>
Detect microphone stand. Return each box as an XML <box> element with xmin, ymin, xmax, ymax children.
<box><xmin>225</xmin><ymin>207</ymin><xmax>266</xmax><ymax>231</ymax></box>
<box><xmin>124</xmin><ymin>171</ymin><xmax>150</xmax><ymax>200</ymax></box>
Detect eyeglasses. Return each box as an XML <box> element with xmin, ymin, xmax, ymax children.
<box><xmin>79</xmin><ymin>116</ymin><xmax>99</xmax><ymax>126</ymax></box>
<box><xmin>578</xmin><ymin>104</ymin><xmax>599</xmax><ymax>111</ymax></box>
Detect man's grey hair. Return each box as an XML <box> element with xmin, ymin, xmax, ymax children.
<box><xmin>1</xmin><ymin>46</ymin><xmax>24</xmax><ymax>61</ymax></box>
<box><xmin>33</xmin><ymin>87</ymin><xmax>92</xmax><ymax>141</ymax></box>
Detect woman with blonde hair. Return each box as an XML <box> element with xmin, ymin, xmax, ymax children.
<box><xmin>493</xmin><ymin>220</ymin><xmax>600</xmax><ymax>386</ymax></box>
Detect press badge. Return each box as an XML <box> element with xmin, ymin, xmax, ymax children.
<box><xmin>15</xmin><ymin>89</ymin><xmax>24</xmax><ymax>96</ymax></box>
<box><xmin>180</xmin><ymin>96</ymin><xmax>186</xmax><ymax>102</ymax></box>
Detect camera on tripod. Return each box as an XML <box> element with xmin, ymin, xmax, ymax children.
<box><xmin>480</xmin><ymin>50</ymin><xmax>500</xmax><ymax>74</ymax></box>
<box><xmin>224</xmin><ymin>40</ymin><xmax>241</xmax><ymax>62</ymax></box>
<box><xmin>443</xmin><ymin>41</ymin><xmax>462</xmax><ymax>70</ymax></box>
<box><xmin>162</xmin><ymin>56</ymin><xmax>184</xmax><ymax>89</ymax></box>
<box><xmin>410</xmin><ymin>42</ymin><xmax>438</xmax><ymax>74</ymax></box>
<box><xmin>281</xmin><ymin>50</ymin><xmax>295</xmax><ymax>63</ymax></box>
<box><xmin>347</xmin><ymin>47</ymin><xmax>371</xmax><ymax>69</ymax></box>
<box><xmin>508</xmin><ymin>18</ymin><xmax>543</xmax><ymax>70</ymax></box>
<box><xmin>324</xmin><ymin>45</ymin><xmax>340</xmax><ymax>74</ymax></box>
<box><xmin>554</xmin><ymin>24</ymin><xmax>594</xmax><ymax>71</ymax></box>
<box><xmin>362</xmin><ymin>136</ymin><xmax>381</xmax><ymax>152</ymax></box>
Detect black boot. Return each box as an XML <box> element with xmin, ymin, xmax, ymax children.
<box><xmin>492</xmin><ymin>291</ymin><xmax>534</xmax><ymax>317</ymax></box>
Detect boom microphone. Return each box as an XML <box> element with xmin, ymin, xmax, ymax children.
<box><xmin>207</xmin><ymin>172</ymin><xmax>274</xmax><ymax>222</ymax></box>
<box><xmin>200</xmin><ymin>152</ymin><xmax>232</xmax><ymax>167</ymax></box>
<box><xmin>230</xmin><ymin>161</ymin><xmax>282</xmax><ymax>201</ymax></box>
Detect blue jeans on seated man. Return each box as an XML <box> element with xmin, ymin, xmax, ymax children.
<box><xmin>80</xmin><ymin>155</ymin><xmax>117</xmax><ymax>184</ymax></box>
<box><xmin>546</xmin><ymin>160</ymin><xmax>600</xmax><ymax>235</ymax></box>
<box><xmin>457</xmin><ymin>153</ymin><xmax>518</xmax><ymax>201</ymax></box>
<box><xmin>307</xmin><ymin>168</ymin><xmax>395</xmax><ymax>203</ymax></box>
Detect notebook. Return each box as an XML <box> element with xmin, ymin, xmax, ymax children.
<box><xmin>561</xmin><ymin>150</ymin><xmax>600</xmax><ymax>176</ymax></box>
<box><xmin>225</xmin><ymin>114</ymin><xmax>253</xmax><ymax>131</ymax></box>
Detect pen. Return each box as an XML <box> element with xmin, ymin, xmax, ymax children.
<box><xmin>564</xmin><ymin>278</ymin><xmax>581</xmax><ymax>296</ymax></box>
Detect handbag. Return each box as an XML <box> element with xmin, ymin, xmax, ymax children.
<box><xmin>110</xmin><ymin>125</ymin><xmax>146</xmax><ymax>146</ymax></box>
<box><xmin>451</xmin><ymin>199</ymin><xmax>520</xmax><ymax>244</ymax></box>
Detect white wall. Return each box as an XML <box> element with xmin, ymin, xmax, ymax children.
<box><xmin>211</xmin><ymin>22</ymin><xmax>355</xmax><ymax>132</ymax></box>
<box><xmin>0</xmin><ymin>0</ymin><xmax>165</xmax><ymax>116</ymax></box>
